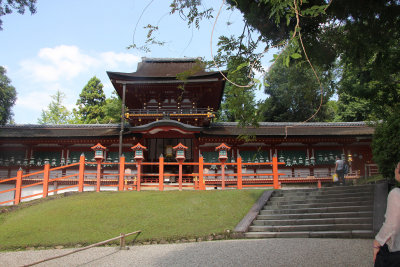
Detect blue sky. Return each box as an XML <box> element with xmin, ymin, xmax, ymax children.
<box><xmin>1</xmin><ymin>0</ymin><xmax>272</xmax><ymax>124</ymax></box>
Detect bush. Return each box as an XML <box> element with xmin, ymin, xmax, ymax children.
<box><xmin>372</xmin><ymin>110</ymin><xmax>400</xmax><ymax>179</ymax></box>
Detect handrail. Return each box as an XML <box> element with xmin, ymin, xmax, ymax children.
<box><xmin>22</xmin><ymin>230</ymin><xmax>141</xmax><ymax>267</ymax></box>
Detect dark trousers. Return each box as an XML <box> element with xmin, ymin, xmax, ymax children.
<box><xmin>336</xmin><ymin>170</ymin><xmax>345</xmax><ymax>185</ymax></box>
<box><xmin>375</xmin><ymin>244</ymin><xmax>400</xmax><ymax>267</ymax></box>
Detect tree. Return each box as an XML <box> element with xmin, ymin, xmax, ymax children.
<box><xmin>102</xmin><ymin>91</ymin><xmax>122</xmax><ymax>124</ymax></box>
<box><xmin>334</xmin><ymin>93</ymin><xmax>373</xmax><ymax>122</ymax></box>
<box><xmin>75</xmin><ymin>76</ymin><xmax>106</xmax><ymax>124</ymax></box>
<box><xmin>215</xmin><ymin>55</ymin><xmax>260</xmax><ymax>127</ymax></box>
<box><xmin>0</xmin><ymin>66</ymin><xmax>17</xmax><ymax>125</ymax></box>
<box><xmin>260</xmin><ymin>60</ymin><xmax>335</xmax><ymax>122</ymax></box>
<box><xmin>37</xmin><ymin>90</ymin><xmax>71</xmax><ymax>124</ymax></box>
<box><xmin>372</xmin><ymin>109</ymin><xmax>400</xmax><ymax>179</ymax></box>
<box><xmin>0</xmin><ymin>0</ymin><xmax>37</xmax><ymax>30</ymax></box>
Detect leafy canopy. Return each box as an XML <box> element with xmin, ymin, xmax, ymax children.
<box><xmin>0</xmin><ymin>66</ymin><xmax>17</xmax><ymax>125</ymax></box>
<box><xmin>261</xmin><ymin>59</ymin><xmax>335</xmax><ymax>122</ymax></box>
<box><xmin>75</xmin><ymin>76</ymin><xmax>106</xmax><ymax>124</ymax></box>
<box><xmin>37</xmin><ymin>90</ymin><xmax>72</xmax><ymax>125</ymax></box>
<box><xmin>0</xmin><ymin>0</ymin><xmax>37</xmax><ymax>30</ymax></box>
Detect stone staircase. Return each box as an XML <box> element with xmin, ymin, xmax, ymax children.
<box><xmin>245</xmin><ymin>185</ymin><xmax>375</xmax><ymax>238</ymax></box>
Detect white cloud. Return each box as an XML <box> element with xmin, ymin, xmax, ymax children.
<box><xmin>13</xmin><ymin>45</ymin><xmax>142</xmax><ymax>123</ymax></box>
<box><xmin>100</xmin><ymin>51</ymin><xmax>140</xmax><ymax>69</ymax></box>
<box><xmin>19</xmin><ymin>45</ymin><xmax>100</xmax><ymax>82</ymax></box>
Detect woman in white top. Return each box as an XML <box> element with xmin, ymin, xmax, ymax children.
<box><xmin>373</xmin><ymin>162</ymin><xmax>400</xmax><ymax>266</ymax></box>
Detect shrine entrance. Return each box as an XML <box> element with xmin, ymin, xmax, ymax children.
<box><xmin>144</xmin><ymin>137</ymin><xmax>194</xmax><ymax>182</ymax></box>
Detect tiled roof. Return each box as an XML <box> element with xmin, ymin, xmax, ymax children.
<box><xmin>0</xmin><ymin>121</ymin><xmax>374</xmax><ymax>138</ymax></box>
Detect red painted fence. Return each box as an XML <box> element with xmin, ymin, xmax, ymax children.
<box><xmin>1</xmin><ymin>154</ymin><xmax>331</xmax><ymax>206</ymax></box>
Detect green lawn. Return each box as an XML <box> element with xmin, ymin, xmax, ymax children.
<box><xmin>0</xmin><ymin>189</ymin><xmax>264</xmax><ymax>250</ymax></box>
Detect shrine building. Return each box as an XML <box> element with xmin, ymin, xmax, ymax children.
<box><xmin>0</xmin><ymin>58</ymin><xmax>377</xmax><ymax>199</ymax></box>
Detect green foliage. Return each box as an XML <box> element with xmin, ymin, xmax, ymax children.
<box><xmin>0</xmin><ymin>190</ymin><xmax>264</xmax><ymax>249</ymax></box>
<box><xmin>76</xmin><ymin>76</ymin><xmax>106</xmax><ymax>124</ymax></box>
<box><xmin>37</xmin><ymin>90</ymin><xmax>71</xmax><ymax>125</ymax></box>
<box><xmin>260</xmin><ymin>60</ymin><xmax>335</xmax><ymax>122</ymax></box>
<box><xmin>0</xmin><ymin>66</ymin><xmax>17</xmax><ymax>125</ymax></box>
<box><xmin>334</xmin><ymin>93</ymin><xmax>373</xmax><ymax>122</ymax></box>
<box><xmin>372</xmin><ymin>110</ymin><xmax>400</xmax><ymax>179</ymax></box>
<box><xmin>102</xmin><ymin>91</ymin><xmax>122</xmax><ymax>124</ymax></box>
<box><xmin>0</xmin><ymin>0</ymin><xmax>37</xmax><ymax>30</ymax></box>
<box><xmin>216</xmin><ymin>56</ymin><xmax>260</xmax><ymax>127</ymax></box>
<box><xmin>170</xmin><ymin>0</ymin><xmax>214</xmax><ymax>29</ymax></box>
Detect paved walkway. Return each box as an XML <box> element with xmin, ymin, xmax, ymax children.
<box><xmin>0</xmin><ymin>238</ymin><xmax>373</xmax><ymax>267</ymax></box>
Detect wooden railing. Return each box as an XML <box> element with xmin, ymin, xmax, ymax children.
<box><xmin>1</xmin><ymin>154</ymin><xmax>343</xmax><ymax>206</ymax></box>
<box><xmin>23</xmin><ymin>230</ymin><xmax>141</xmax><ymax>267</ymax></box>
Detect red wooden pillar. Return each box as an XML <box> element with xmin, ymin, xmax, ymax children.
<box><xmin>272</xmin><ymin>156</ymin><xmax>280</xmax><ymax>189</ymax></box>
<box><xmin>237</xmin><ymin>157</ymin><xmax>243</xmax><ymax>189</ymax></box>
<box><xmin>78</xmin><ymin>154</ymin><xmax>85</xmax><ymax>192</ymax></box>
<box><xmin>14</xmin><ymin>168</ymin><xmax>23</xmax><ymax>205</ymax></box>
<box><xmin>159</xmin><ymin>155</ymin><xmax>164</xmax><ymax>191</ymax></box>
<box><xmin>199</xmin><ymin>156</ymin><xmax>205</xmax><ymax>190</ymax></box>
<box><xmin>118</xmin><ymin>156</ymin><xmax>125</xmax><ymax>191</ymax></box>
<box><xmin>178</xmin><ymin>160</ymin><xmax>183</xmax><ymax>191</ymax></box>
<box><xmin>221</xmin><ymin>162</ymin><xmax>226</xmax><ymax>190</ymax></box>
<box><xmin>96</xmin><ymin>160</ymin><xmax>102</xmax><ymax>192</ymax></box>
<box><xmin>136</xmin><ymin>160</ymin><xmax>142</xmax><ymax>191</ymax></box>
<box><xmin>43</xmin><ymin>163</ymin><xmax>50</xmax><ymax>198</ymax></box>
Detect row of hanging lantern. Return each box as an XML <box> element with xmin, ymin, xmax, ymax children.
<box><xmin>0</xmin><ymin>155</ymin><xmax>132</xmax><ymax>168</ymax></box>
<box><xmin>278</xmin><ymin>152</ymin><xmax>346</xmax><ymax>166</ymax></box>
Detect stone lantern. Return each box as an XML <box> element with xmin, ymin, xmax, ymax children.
<box><xmin>173</xmin><ymin>143</ymin><xmax>188</xmax><ymax>191</ymax></box>
<box><xmin>215</xmin><ymin>143</ymin><xmax>231</xmax><ymax>190</ymax></box>
<box><xmin>173</xmin><ymin>143</ymin><xmax>188</xmax><ymax>161</ymax></box>
<box><xmin>91</xmin><ymin>143</ymin><xmax>107</xmax><ymax>192</ymax></box>
<box><xmin>131</xmin><ymin>143</ymin><xmax>147</xmax><ymax>191</ymax></box>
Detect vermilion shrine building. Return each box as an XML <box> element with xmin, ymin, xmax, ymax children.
<box><xmin>0</xmin><ymin>58</ymin><xmax>377</xmax><ymax>200</ymax></box>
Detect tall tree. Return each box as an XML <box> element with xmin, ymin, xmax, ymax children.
<box><xmin>372</xmin><ymin>108</ymin><xmax>400</xmax><ymax>180</ymax></box>
<box><xmin>260</xmin><ymin>60</ymin><xmax>335</xmax><ymax>122</ymax></box>
<box><xmin>37</xmin><ymin>90</ymin><xmax>71</xmax><ymax>124</ymax></box>
<box><xmin>0</xmin><ymin>0</ymin><xmax>37</xmax><ymax>30</ymax></box>
<box><xmin>76</xmin><ymin>76</ymin><xmax>106</xmax><ymax>124</ymax></box>
<box><xmin>102</xmin><ymin>91</ymin><xmax>122</xmax><ymax>124</ymax></box>
<box><xmin>0</xmin><ymin>66</ymin><xmax>17</xmax><ymax>125</ymax></box>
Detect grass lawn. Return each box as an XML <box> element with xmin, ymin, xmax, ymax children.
<box><xmin>0</xmin><ymin>189</ymin><xmax>264</xmax><ymax>250</ymax></box>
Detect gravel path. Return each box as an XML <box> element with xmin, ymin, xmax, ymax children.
<box><xmin>0</xmin><ymin>238</ymin><xmax>373</xmax><ymax>267</ymax></box>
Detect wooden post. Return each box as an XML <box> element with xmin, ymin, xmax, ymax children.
<box><xmin>120</xmin><ymin>233</ymin><xmax>126</xmax><ymax>250</ymax></box>
<box><xmin>78</xmin><ymin>154</ymin><xmax>85</xmax><ymax>192</ymax></box>
<box><xmin>136</xmin><ymin>160</ymin><xmax>141</xmax><ymax>191</ymax></box>
<box><xmin>221</xmin><ymin>162</ymin><xmax>225</xmax><ymax>190</ymax></box>
<box><xmin>96</xmin><ymin>160</ymin><xmax>101</xmax><ymax>192</ymax></box>
<box><xmin>198</xmin><ymin>156</ymin><xmax>205</xmax><ymax>190</ymax></box>
<box><xmin>118</xmin><ymin>156</ymin><xmax>125</xmax><ymax>191</ymax></box>
<box><xmin>14</xmin><ymin>168</ymin><xmax>23</xmax><ymax>205</ymax></box>
<box><xmin>159</xmin><ymin>155</ymin><xmax>164</xmax><ymax>191</ymax></box>
<box><xmin>43</xmin><ymin>163</ymin><xmax>50</xmax><ymax>198</ymax></box>
<box><xmin>237</xmin><ymin>157</ymin><xmax>242</xmax><ymax>189</ymax></box>
<box><xmin>272</xmin><ymin>156</ymin><xmax>280</xmax><ymax>189</ymax></box>
<box><xmin>178</xmin><ymin>161</ymin><xmax>183</xmax><ymax>191</ymax></box>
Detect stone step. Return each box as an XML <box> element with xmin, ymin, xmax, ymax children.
<box><xmin>253</xmin><ymin>217</ymin><xmax>372</xmax><ymax>226</ymax></box>
<box><xmin>248</xmin><ymin>223</ymin><xmax>372</xmax><ymax>232</ymax></box>
<box><xmin>268</xmin><ymin>196</ymin><xmax>373</xmax><ymax>206</ymax></box>
<box><xmin>275</xmin><ymin>185</ymin><xmax>374</xmax><ymax>194</ymax></box>
<box><xmin>263</xmin><ymin>200</ymin><xmax>373</xmax><ymax>210</ymax></box>
<box><xmin>260</xmin><ymin>205</ymin><xmax>372</xmax><ymax>215</ymax></box>
<box><xmin>256</xmin><ymin>211</ymin><xmax>373</xmax><ymax>220</ymax></box>
<box><xmin>273</xmin><ymin>190</ymin><xmax>374</xmax><ymax>196</ymax></box>
<box><xmin>271</xmin><ymin>192</ymin><xmax>374</xmax><ymax>201</ymax></box>
<box><xmin>244</xmin><ymin>230</ymin><xmax>374</xmax><ymax>239</ymax></box>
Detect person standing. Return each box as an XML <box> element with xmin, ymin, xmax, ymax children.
<box><xmin>334</xmin><ymin>156</ymin><xmax>345</xmax><ymax>185</ymax></box>
<box><xmin>373</xmin><ymin>162</ymin><xmax>400</xmax><ymax>266</ymax></box>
